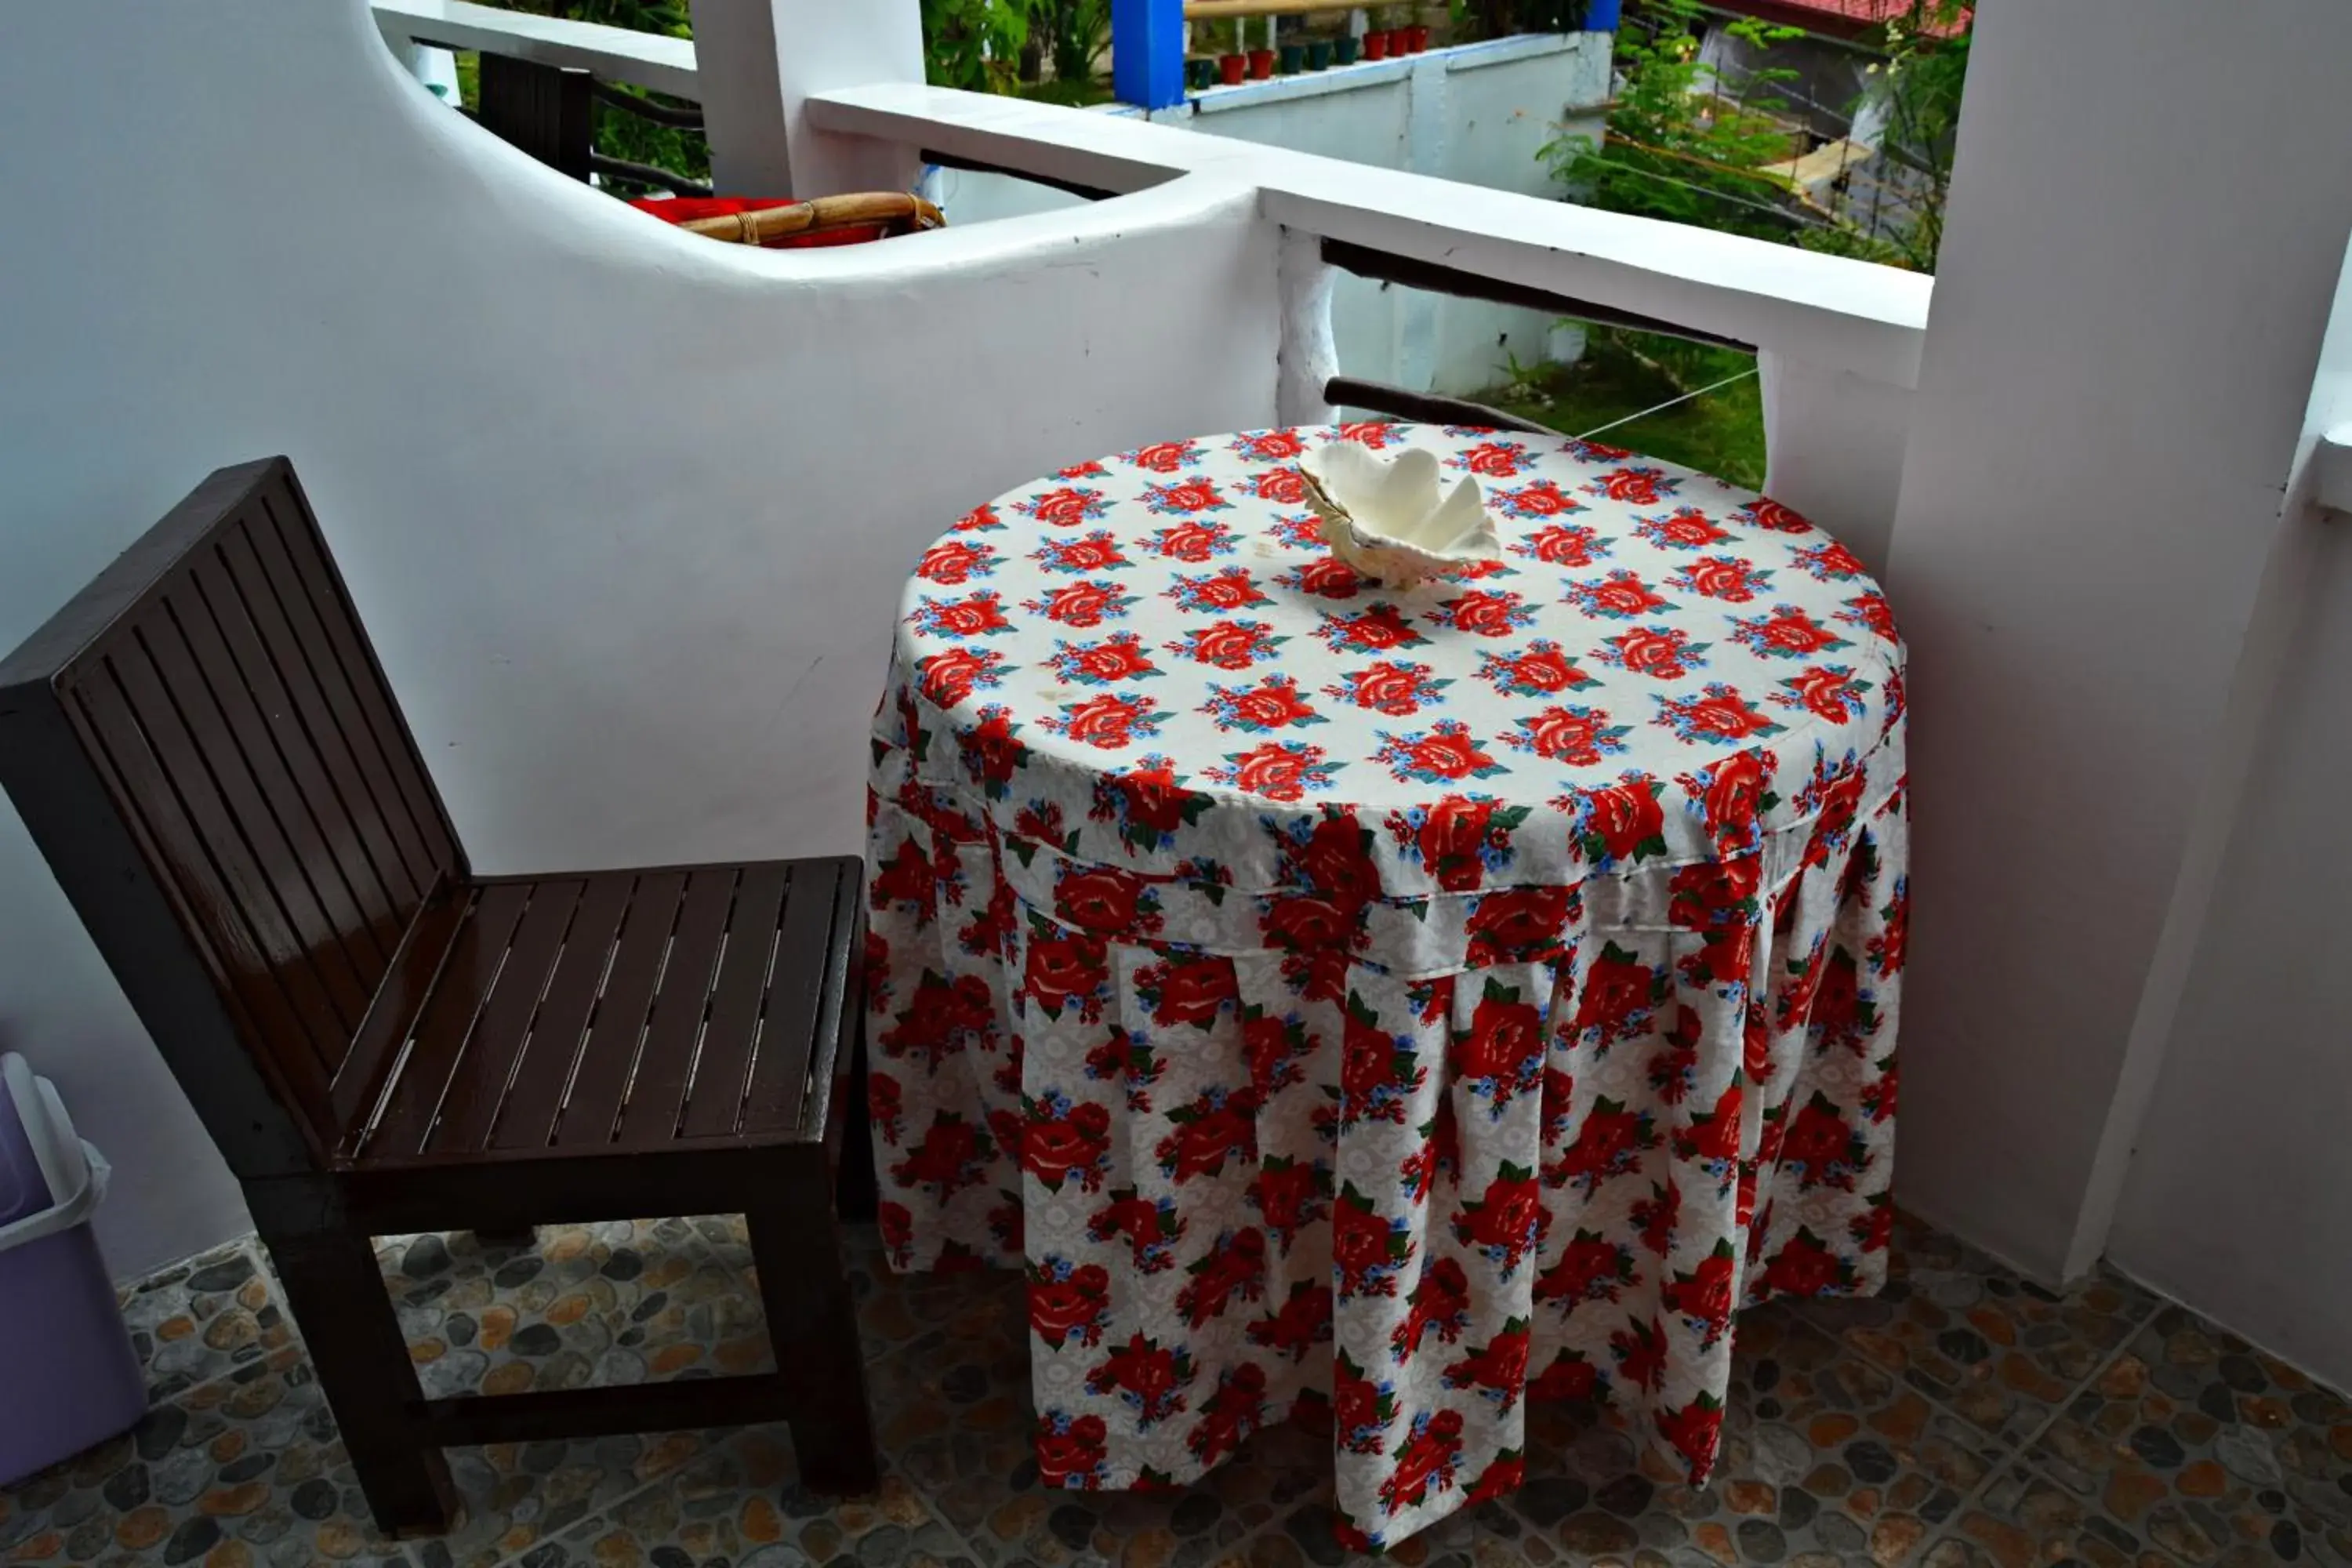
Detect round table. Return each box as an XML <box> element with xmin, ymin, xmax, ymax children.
<box><xmin>863</xmin><ymin>423</ymin><xmax>1907</xmax><ymax>1548</ymax></box>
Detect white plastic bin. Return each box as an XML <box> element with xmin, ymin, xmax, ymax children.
<box><xmin>0</xmin><ymin>1054</ymin><xmax>147</xmax><ymax>1484</ymax></box>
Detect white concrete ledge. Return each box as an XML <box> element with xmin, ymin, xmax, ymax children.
<box><xmin>808</xmin><ymin>81</ymin><xmax>1933</xmax><ymax>387</ymax></box>
<box><xmin>372</xmin><ymin>0</ymin><xmax>699</xmax><ymax>98</ymax></box>
<box><xmin>1187</xmin><ymin>32</ymin><xmax>1584</xmax><ymax>114</ymax></box>
<box><xmin>1192</xmin><ymin>55</ymin><xmax>1417</xmax><ymax>111</ymax></box>
<box><xmin>2314</xmin><ymin>426</ymin><xmax>2352</xmax><ymax>517</ymax></box>
<box><xmin>1438</xmin><ymin>31</ymin><xmax>1592</xmax><ymax>70</ymax></box>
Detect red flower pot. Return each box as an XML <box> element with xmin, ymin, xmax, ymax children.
<box><xmin>1406</xmin><ymin>24</ymin><xmax>1431</xmax><ymax>51</ymax></box>
<box><xmin>1363</xmin><ymin>30</ymin><xmax>1390</xmax><ymax>59</ymax></box>
<box><xmin>1248</xmin><ymin>48</ymin><xmax>1276</xmax><ymax>78</ymax></box>
<box><xmin>1218</xmin><ymin>52</ymin><xmax>1246</xmax><ymax>85</ymax></box>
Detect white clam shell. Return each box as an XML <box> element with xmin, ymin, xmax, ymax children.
<box><xmin>1297</xmin><ymin>441</ymin><xmax>1501</xmax><ymax>587</ymax></box>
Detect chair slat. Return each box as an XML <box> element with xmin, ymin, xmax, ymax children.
<box><xmin>234</xmin><ymin>501</ymin><xmax>450</xmax><ymax>900</ymax></box>
<box><xmin>667</xmin><ymin>863</ymin><xmax>792</xmax><ymax>1144</ymax></box>
<box><xmin>332</xmin><ymin>880</ymin><xmax>468</xmax><ymax>1138</ymax></box>
<box><xmin>487</xmin><ymin>873</ymin><xmax>637</xmax><ymax>1152</ymax></box>
<box><xmin>64</xmin><ymin>671</ymin><xmax>336</xmax><ymax>1127</ymax></box>
<box><xmin>805</xmin><ymin>861</ymin><xmax>865</xmax><ymax>1138</ymax></box>
<box><xmin>99</xmin><ymin>640</ymin><xmax>359</xmax><ymax>1062</ymax></box>
<box><xmin>608</xmin><ymin>867</ymin><xmax>742</xmax><ymax>1149</ymax></box>
<box><xmin>426</xmin><ymin>879</ymin><xmax>586</xmax><ymax>1156</ymax></box>
<box><xmin>550</xmin><ymin>873</ymin><xmax>686</xmax><ymax>1145</ymax></box>
<box><xmin>738</xmin><ymin>858</ymin><xmax>844</xmax><ymax>1138</ymax></box>
<box><xmin>363</xmin><ymin>884</ymin><xmax>532</xmax><ymax>1157</ymax></box>
<box><xmin>249</xmin><ymin>477</ymin><xmax>463</xmax><ymax>882</ymax></box>
<box><xmin>186</xmin><ymin>545</ymin><xmax>412</xmax><ymax>960</ymax></box>
<box><xmin>138</xmin><ymin>593</ymin><xmax>380</xmax><ymax>1023</ymax></box>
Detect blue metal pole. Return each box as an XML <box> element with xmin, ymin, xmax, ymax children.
<box><xmin>1584</xmin><ymin>0</ymin><xmax>1622</xmax><ymax>30</ymax></box>
<box><xmin>1112</xmin><ymin>0</ymin><xmax>1187</xmax><ymax>111</ymax></box>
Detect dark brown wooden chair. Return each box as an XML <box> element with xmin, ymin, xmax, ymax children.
<box><xmin>0</xmin><ymin>459</ymin><xmax>879</xmax><ymax>1536</ymax></box>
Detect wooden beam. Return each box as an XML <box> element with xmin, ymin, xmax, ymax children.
<box><xmin>1323</xmin><ymin>376</ymin><xmax>1558</xmax><ymax>435</ymax></box>
<box><xmin>1320</xmin><ymin>238</ymin><xmax>1756</xmax><ymax>352</ymax></box>
<box><xmin>920</xmin><ymin>148</ymin><xmax>1120</xmax><ymax>202</ymax></box>
<box><xmin>417</xmin><ymin>1375</ymin><xmax>791</xmax><ymax>1445</ymax></box>
<box><xmin>476</xmin><ymin>53</ymin><xmax>593</xmax><ymax>183</ymax></box>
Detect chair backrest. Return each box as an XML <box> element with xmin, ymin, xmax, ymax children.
<box><xmin>0</xmin><ymin>459</ymin><xmax>466</xmax><ymax>1175</ymax></box>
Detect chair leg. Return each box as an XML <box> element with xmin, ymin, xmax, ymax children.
<box><xmin>749</xmin><ymin>1163</ymin><xmax>879</xmax><ymax>1495</ymax></box>
<box><xmin>835</xmin><ymin>1013</ymin><xmax>879</xmax><ymax>1223</ymax></box>
<box><xmin>265</xmin><ymin>1225</ymin><xmax>458</xmax><ymax>1536</ymax></box>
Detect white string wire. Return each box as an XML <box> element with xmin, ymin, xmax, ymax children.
<box><xmin>1571</xmin><ymin>367</ymin><xmax>1762</xmax><ymax>443</ymax></box>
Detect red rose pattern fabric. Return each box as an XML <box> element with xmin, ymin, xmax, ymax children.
<box><xmin>866</xmin><ymin>425</ymin><xmax>1907</xmax><ymax>1548</ymax></box>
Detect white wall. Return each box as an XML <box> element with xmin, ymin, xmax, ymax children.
<box><xmin>2102</xmin><ymin>234</ymin><xmax>2352</xmax><ymax>1385</ymax></box>
<box><xmin>1880</xmin><ymin>0</ymin><xmax>2352</xmax><ymax>1282</ymax></box>
<box><xmin>0</xmin><ymin>0</ymin><xmax>1276</xmax><ymax>1278</ymax></box>
<box><xmin>932</xmin><ymin>35</ymin><xmax>1611</xmax><ymax>397</ymax></box>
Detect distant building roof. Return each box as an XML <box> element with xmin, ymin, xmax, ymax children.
<box><xmin>1706</xmin><ymin>0</ymin><xmax>1966</xmax><ymax>41</ymax></box>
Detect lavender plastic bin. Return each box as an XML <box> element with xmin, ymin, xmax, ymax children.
<box><xmin>0</xmin><ymin>1054</ymin><xmax>147</xmax><ymax>1486</ymax></box>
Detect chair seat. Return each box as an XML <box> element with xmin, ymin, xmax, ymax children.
<box><xmin>342</xmin><ymin>855</ymin><xmax>860</xmax><ymax>1167</ymax></box>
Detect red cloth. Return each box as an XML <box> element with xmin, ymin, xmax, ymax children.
<box><xmin>626</xmin><ymin>196</ymin><xmax>890</xmax><ymax>249</ymax></box>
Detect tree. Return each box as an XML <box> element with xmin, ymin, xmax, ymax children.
<box><xmin>1844</xmin><ymin>0</ymin><xmax>1971</xmax><ymax>269</ymax></box>
<box><xmin>1544</xmin><ymin>0</ymin><xmax>1973</xmax><ymax>270</ymax></box>
<box><xmin>1541</xmin><ymin>0</ymin><xmax>1810</xmax><ymax>243</ymax></box>
<box><xmin>461</xmin><ymin>0</ymin><xmax>707</xmax><ymax>188</ymax></box>
<box><xmin>920</xmin><ymin>0</ymin><xmax>1031</xmax><ymax>92</ymax></box>
<box><xmin>1035</xmin><ymin>0</ymin><xmax>1110</xmax><ymax>87</ymax></box>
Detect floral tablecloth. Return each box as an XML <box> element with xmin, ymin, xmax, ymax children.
<box><xmin>863</xmin><ymin>423</ymin><xmax>1906</xmax><ymax>1548</ymax></box>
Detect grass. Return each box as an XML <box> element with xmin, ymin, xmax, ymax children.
<box><xmin>1017</xmin><ymin>76</ymin><xmax>1118</xmax><ymax>109</ymax></box>
<box><xmin>1472</xmin><ymin>327</ymin><xmax>1767</xmax><ymax>490</ymax></box>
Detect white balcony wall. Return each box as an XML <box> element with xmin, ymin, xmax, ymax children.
<box><xmin>931</xmin><ymin>36</ymin><xmax>1612</xmax><ymax>397</ymax></box>
<box><xmin>1882</xmin><ymin>0</ymin><xmax>2352</xmax><ymax>1294</ymax></box>
<box><xmin>0</xmin><ymin>0</ymin><xmax>1276</xmax><ymax>1277</ymax></box>
<box><xmin>2100</xmin><ymin>230</ymin><xmax>2352</xmax><ymax>1388</ymax></box>
<box><xmin>82</xmin><ymin>0</ymin><xmax>2352</xmax><ymax>1401</ymax></box>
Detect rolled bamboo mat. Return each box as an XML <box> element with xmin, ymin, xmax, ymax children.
<box><xmin>677</xmin><ymin>192</ymin><xmax>945</xmax><ymax>245</ymax></box>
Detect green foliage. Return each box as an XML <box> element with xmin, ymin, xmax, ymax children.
<box><xmin>1018</xmin><ymin>74</ymin><xmax>1118</xmax><ymax>109</ymax></box>
<box><xmin>1481</xmin><ymin>328</ymin><xmax>1766</xmax><ymax>488</ymax></box>
<box><xmin>1498</xmin><ymin>0</ymin><xmax>1974</xmax><ymax>481</ymax></box>
<box><xmin>921</xmin><ymin>0</ymin><xmax>1107</xmax><ymax>96</ymax></box>
<box><xmin>921</xmin><ymin>0</ymin><xmax>1030</xmax><ymax>91</ymax></box>
<box><xmin>1543</xmin><ymin>0</ymin><xmax>1970</xmax><ymax>270</ymax></box>
<box><xmin>1540</xmin><ymin>0</ymin><xmax>1806</xmax><ymax>241</ymax></box>
<box><xmin>1861</xmin><ymin>0</ymin><xmax>1970</xmax><ymax>269</ymax></box>
<box><xmin>1033</xmin><ymin>0</ymin><xmax>1109</xmax><ymax>86</ymax></box>
<box><xmin>465</xmin><ymin>0</ymin><xmax>1107</xmax><ymax>183</ymax></box>
<box><xmin>1447</xmin><ymin>0</ymin><xmax>1588</xmax><ymax>42</ymax></box>
<box><xmin>459</xmin><ymin>0</ymin><xmax>706</xmax><ymax>188</ymax></box>
<box><xmin>594</xmin><ymin>88</ymin><xmax>710</xmax><ymax>189</ymax></box>
<box><xmin>550</xmin><ymin>0</ymin><xmax>688</xmax><ymax>29</ymax></box>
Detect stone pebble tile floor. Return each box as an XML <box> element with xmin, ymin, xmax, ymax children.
<box><xmin>1</xmin><ymin>1210</ymin><xmax>2347</xmax><ymax>1568</ymax></box>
